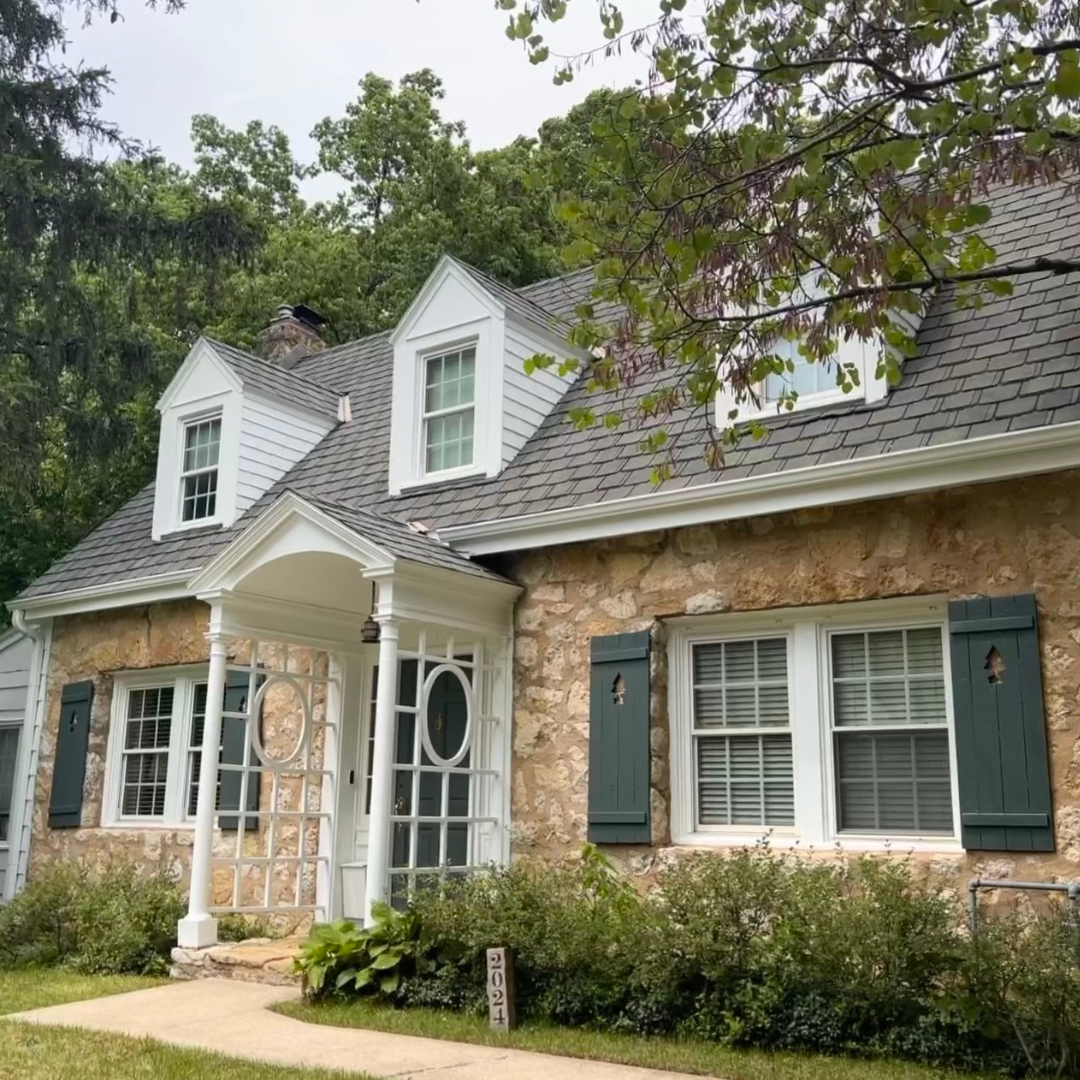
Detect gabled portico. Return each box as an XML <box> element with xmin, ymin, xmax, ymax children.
<box><xmin>175</xmin><ymin>491</ymin><xmax>519</xmax><ymax>948</ymax></box>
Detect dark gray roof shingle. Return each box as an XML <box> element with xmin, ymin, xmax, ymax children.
<box><xmin>301</xmin><ymin>493</ymin><xmax>513</xmax><ymax>583</ymax></box>
<box><xmin>206</xmin><ymin>338</ymin><xmax>344</xmax><ymax>419</ymax></box>
<box><xmin>18</xmin><ymin>179</ymin><xmax>1080</xmax><ymax>602</ymax></box>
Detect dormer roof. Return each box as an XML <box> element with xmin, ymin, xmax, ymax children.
<box><xmin>200</xmin><ymin>338</ymin><xmax>346</xmax><ymax>421</ymax></box>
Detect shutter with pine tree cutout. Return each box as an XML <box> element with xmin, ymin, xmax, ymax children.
<box><xmin>587</xmin><ymin>631</ymin><xmax>650</xmax><ymax>844</ymax></box>
<box><xmin>949</xmin><ymin>594</ymin><xmax>1054</xmax><ymax>852</ymax></box>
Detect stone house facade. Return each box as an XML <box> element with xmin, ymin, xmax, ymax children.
<box><xmin>8</xmin><ymin>181</ymin><xmax>1080</xmax><ymax>942</ymax></box>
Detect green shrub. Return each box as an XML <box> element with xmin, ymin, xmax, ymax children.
<box><xmin>0</xmin><ymin>859</ymin><xmax>184</xmax><ymax>975</ymax></box>
<box><xmin>407</xmin><ymin>844</ymin><xmax>643</xmax><ymax>1025</ymax></box>
<box><xmin>296</xmin><ymin>903</ymin><xmax>427</xmax><ymax>999</ymax></box>
<box><xmin>947</xmin><ymin>902</ymin><xmax>1080</xmax><ymax>1077</ymax></box>
<box><xmin>298</xmin><ymin>846</ymin><xmax>1080</xmax><ymax>1076</ymax></box>
<box><xmin>217</xmin><ymin>914</ymin><xmax>277</xmax><ymax>943</ymax></box>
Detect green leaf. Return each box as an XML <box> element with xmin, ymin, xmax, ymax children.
<box><xmin>335</xmin><ymin>968</ymin><xmax>358</xmax><ymax>990</ymax></box>
<box><xmin>371</xmin><ymin>950</ymin><xmax>401</xmax><ymax>970</ymax></box>
<box><xmin>379</xmin><ymin>971</ymin><xmax>401</xmax><ymax>994</ymax></box>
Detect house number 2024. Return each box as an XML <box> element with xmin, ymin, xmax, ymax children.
<box><xmin>485</xmin><ymin>947</ymin><xmax>517</xmax><ymax>1031</ymax></box>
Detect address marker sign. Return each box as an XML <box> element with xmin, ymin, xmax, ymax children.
<box><xmin>486</xmin><ymin>947</ymin><xmax>517</xmax><ymax>1031</ymax></box>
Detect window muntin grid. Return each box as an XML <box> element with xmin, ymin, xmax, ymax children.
<box><xmin>691</xmin><ymin>637</ymin><xmax>794</xmax><ymax>828</ymax></box>
<box><xmin>830</xmin><ymin>627</ymin><xmax>953</xmax><ymax>834</ymax></box>
<box><xmin>423</xmin><ymin>348</ymin><xmax>475</xmax><ymax>474</ymax></box>
<box><xmin>180</xmin><ymin>417</ymin><xmax>221</xmax><ymax>522</ymax></box>
<box><xmin>119</xmin><ymin>686</ymin><xmax>175</xmax><ymax>818</ymax></box>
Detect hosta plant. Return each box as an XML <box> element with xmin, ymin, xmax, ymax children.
<box><xmin>295</xmin><ymin>903</ymin><xmax>427</xmax><ymax>999</ymax></box>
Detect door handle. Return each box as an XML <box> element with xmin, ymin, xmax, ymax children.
<box><xmin>348</xmin><ymin>769</ymin><xmax>355</xmax><ymax>785</ymax></box>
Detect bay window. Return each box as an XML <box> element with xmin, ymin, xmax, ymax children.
<box><xmin>670</xmin><ymin>600</ymin><xmax>958</xmax><ymax>848</ymax></box>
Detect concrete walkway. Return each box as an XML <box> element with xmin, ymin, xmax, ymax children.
<box><xmin>4</xmin><ymin>978</ymin><xmax>704</xmax><ymax>1080</ymax></box>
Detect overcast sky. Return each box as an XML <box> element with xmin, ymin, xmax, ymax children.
<box><xmin>64</xmin><ymin>0</ymin><xmax>658</xmax><ymax>200</ymax></box>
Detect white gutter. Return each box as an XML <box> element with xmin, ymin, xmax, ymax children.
<box><xmin>10</xmin><ymin>568</ymin><xmax>196</xmax><ymax>620</ymax></box>
<box><xmin>441</xmin><ymin>421</ymin><xmax>1080</xmax><ymax>556</ymax></box>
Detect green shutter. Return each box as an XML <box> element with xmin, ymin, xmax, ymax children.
<box><xmin>949</xmin><ymin>594</ymin><xmax>1054</xmax><ymax>852</ymax></box>
<box><xmin>49</xmin><ymin>680</ymin><xmax>93</xmax><ymax>829</ymax></box>
<box><xmin>219</xmin><ymin>669</ymin><xmax>262</xmax><ymax>833</ymax></box>
<box><xmin>588</xmin><ymin>631</ymin><xmax>651</xmax><ymax>844</ymax></box>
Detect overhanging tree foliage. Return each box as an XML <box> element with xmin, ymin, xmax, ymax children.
<box><xmin>502</xmin><ymin>0</ymin><xmax>1080</xmax><ymax>473</ymax></box>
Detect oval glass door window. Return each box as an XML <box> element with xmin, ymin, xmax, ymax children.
<box><xmin>421</xmin><ymin>665</ymin><xmax>472</xmax><ymax>767</ymax></box>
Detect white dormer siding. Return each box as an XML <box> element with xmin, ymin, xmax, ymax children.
<box><xmin>389</xmin><ymin>257</ymin><xmax>580</xmax><ymax>494</ymax></box>
<box><xmin>502</xmin><ymin>321</ymin><xmax>579</xmax><ymax>464</ymax></box>
<box><xmin>152</xmin><ymin>339</ymin><xmax>338</xmax><ymax>540</ymax></box>
<box><xmin>236</xmin><ymin>395</ymin><xmax>335</xmax><ymax>515</ymax></box>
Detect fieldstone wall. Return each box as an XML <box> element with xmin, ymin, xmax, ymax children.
<box><xmin>504</xmin><ymin>469</ymin><xmax>1080</xmax><ymax>888</ymax></box>
<box><xmin>29</xmin><ymin>599</ymin><xmax>325</xmax><ymax>929</ymax></box>
<box><xmin>27</xmin><ymin>468</ymin><xmax>1080</xmax><ymax>907</ymax></box>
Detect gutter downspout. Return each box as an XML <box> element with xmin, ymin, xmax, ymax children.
<box><xmin>6</xmin><ymin>609</ymin><xmax>49</xmax><ymax>901</ymax></box>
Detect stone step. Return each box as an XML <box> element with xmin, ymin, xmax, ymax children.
<box><xmin>171</xmin><ymin>936</ymin><xmax>304</xmax><ymax>987</ymax></box>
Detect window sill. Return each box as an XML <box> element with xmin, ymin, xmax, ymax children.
<box><xmin>733</xmin><ymin>388</ymin><xmax>866</xmax><ymax>425</ymax></box>
<box><xmin>673</xmin><ymin>831</ymin><xmax>964</xmax><ymax>855</ymax></box>
<box><xmin>397</xmin><ymin>467</ymin><xmax>486</xmax><ymax>492</ymax></box>
<box><xmin>100</xmin><ymin>820</ymin><xmax>196</xmax><ymax>831</ymax></box>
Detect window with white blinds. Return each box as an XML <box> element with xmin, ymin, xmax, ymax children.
<box><xmin>671</xmin><ymin>603</ymin><xmax>958</xmax><ymax>847</ymax></box>
<box><xmin>830</xmin><ymin>628</ymin><xmax>953</xmax><ymax>834</ymax></box>
<box><xmin>691</xmin><ymin>637</ymin><xmax>794</xmax><ymax>828</ymax></box>
<box><xmin>105</xmin><ymin>670</ymin><xmax>209</xmax><ymax>826</ymax></box>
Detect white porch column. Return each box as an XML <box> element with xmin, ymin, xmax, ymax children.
<box><xmin>177</xmin><ymin>632</ymin><xmax>229</xmax><ymax>948</ymax></box>
<box><xmin>363</xmin><ymin>619</ymin><xmax>399</xmax><ymax>918</ymax></box>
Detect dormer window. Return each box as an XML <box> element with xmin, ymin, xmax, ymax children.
<box><xmin>761</xmin><ymin>340</ymin><xmax>853</xmax><ymax>410</ymax></box>
<box><xmin>423</xmin><ymin>346</ymin><xmax>476</xmax><ymax>475</ymax></box>
<box><xmin>180</xmin><ymin>416</ymin><xmax>222</xmax><ymax>523</ymax></box>
<box><xmin>718</xmin><ymin>333</ymin><xmax>887</xmax><ymax>425</ymax></box>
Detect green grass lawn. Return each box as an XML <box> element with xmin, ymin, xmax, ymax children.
<box><xmin>0</xmin><ymin>968</ymin><xmax>163</xmax><ymax>1015</ymax></box>
<box><xmin>0</xmin><ymin>969</ymin><xmax>373</xmax><ymax>1080</ymax></box>
<box><xmin>278</xmin><ymin>999</ymin><xmax>992</xmax><ymax>1080</ymax></box>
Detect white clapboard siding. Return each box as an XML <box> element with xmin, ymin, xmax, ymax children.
<box><xmin>501</xmin><ymin>322</ymin><xmax>577</xmax><ymax>465</ymax></box>
<box><xmin>236</xmin><ymin>394</ymin><xmax>337</xmax><ymax>515</ymax></box>
<box><xmin>0</xmin><ymin>630</ymin><xmax>32</xmax><ymax>898</ymax></box>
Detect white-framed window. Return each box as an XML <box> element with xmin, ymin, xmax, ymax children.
<box><xmin>104</xmin><ymin>668</ymin><xmax>210</xmax><ymax>827</ymax></box>
<box><xmin>669</xmin><ymin>598</ymin><xmax>960</xmax><ymax>850</ymax></box>
<box><xmin>423</xmin><ymin>346</ymin><xmax>476</xmax><ymax>475</ymax></box>
<box><xmin>0</xmin><ymin>722</ymin><xmax>20</xmax><ymax>845</ymax></box>
<box><xmin>717</xmin><ymin>334</ymin><xmax>881</xmax><ymax>425</ymax></box>
<box><xmin>829</xmin><ymin>627</ymin><xmax>953</xmax><ymax>834</ymax></box>
<box><xmin>179</xmin><ymin>415</ymin><xmax>222</xmax><ymax>524</ymax></box>
<box><xmin>691</xmin><ymin>636</ymin><xmax>794</xmax><ymax>829</ymax></box>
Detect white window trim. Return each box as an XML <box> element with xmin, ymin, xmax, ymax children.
<box><xmin>102</xmin><ymin>666</ymin><xmax>208</xmax><ymax>829</ymax></box>
<box><xmin>668</xmin><ymin>597</ymin><xmax>963</xmax><ymax>853</ymax></box>
<box><xmin>390</xmin><ymin>307</ymin><xmax>503</xmax><ymax>495</ymax></box>
<box><xmin>420</xmin><ymin>342</ymin><xmax>478</xmax><ymax>481</ymax></box>
<box><xmin>0</xmin><ymin>718</ymin><xmax>21</xmax><ymax>851</ymax></box>
<box><xmin>152</xmin><ymin>371</ymin><xmax>242</xmax><ymax>540</ymax></box>
<box><xmin>688</xmin><ymin>630</ymin><xmax>797</xmax><ymax>838</ymax></box>
<box><xmin>177</xmin><ymin>412</ymin><xmax>223</xmax><ymax>528</ymax></box>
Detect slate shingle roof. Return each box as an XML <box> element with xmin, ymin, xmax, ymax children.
<box><xmin>206</xmin><ymin>338</ymin><xmax>344</xmax><ymax>419</ymax></box>
<box><xmin>17</xmin><ymin>180</ymin><xmax>1080</xmax><ymax>602</ymax></box>
<box><xmin>302</xmin><ymin>494</ymin><xmax>513</xmax><ymax>583</ymax></box>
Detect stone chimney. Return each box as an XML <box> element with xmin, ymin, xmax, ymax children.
<box><xmin>256</xmin><ymin>303</ymin><xmax>328</xmax><ymax>366</ymax></box>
